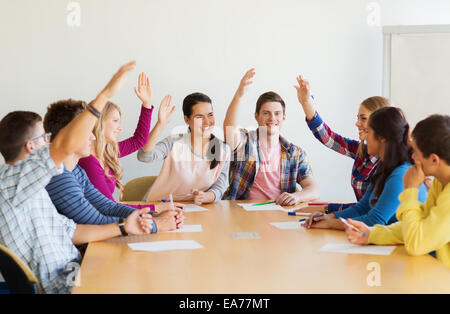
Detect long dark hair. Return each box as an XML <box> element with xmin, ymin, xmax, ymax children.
<box><xmin>368</xmin><ymin>107</ymin><xmax>412</xmax><ymax>205</ymax></box>
<box><xmin>182</xmin><ymin>92</ymin><xmax>221</xmax><ymax>170</ymax></box>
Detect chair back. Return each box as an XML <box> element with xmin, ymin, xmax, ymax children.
<box><xmin>0</xmin><ymin>244</ymin><xmax>42</xmax><ymax>294</ymax></box>
<box><xmin>120</xmin><ymin>176</ymin><xmax>157</xmax><ymax>202</ymax></box>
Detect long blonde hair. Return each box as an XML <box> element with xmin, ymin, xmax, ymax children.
<box><xmin>93</xmin><ymin>101</ymin><xmax>124</xmax><ymax>193</ymax></box>
<box><xmin>357</xmin><ymin>96</ymin><xmax>391</xmax><ymax>158</ymax></box>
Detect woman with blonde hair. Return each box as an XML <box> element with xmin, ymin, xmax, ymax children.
<box><xmin>79</xmin><ymin>72</ymin><xmax>156</xmax><ymax>206</ymax></box>
<box><xmin>294</xmin><ymin>74</ymin><xmax>391</xmax><ymax>214</ymax></box>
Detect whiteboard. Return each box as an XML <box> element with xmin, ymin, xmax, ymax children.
<box><xmin>383</xmin><ymin>25</ymin><xmax>450</xmax><ymax>128</ymax></box>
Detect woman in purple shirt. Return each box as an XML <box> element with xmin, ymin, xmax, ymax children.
<box><xmin>78</xmin><ymin>72</ymin><xmax>154</xmax><ymax>205</ymax></box>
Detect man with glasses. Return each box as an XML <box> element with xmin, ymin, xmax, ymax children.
<box><xmin>0</xmin><ymin>61</ymin><xmax>154</xmax><ymax>294</ymax></box>
<box><xmin>29</xmin><ymin>132</ymin><xmax>52</xmax><ymax>143</ymax></box>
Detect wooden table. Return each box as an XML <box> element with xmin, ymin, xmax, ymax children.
<box><xmin>72</xmin><ymin>201</ymin><xmax>450</xmax><ymax>294</ymax></box>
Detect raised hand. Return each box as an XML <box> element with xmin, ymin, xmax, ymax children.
<box><xmin>294</xmin><ymin>74</ymin><xmax>315</xmax><ymax>121</ymax></box>
<box><xmin>236</xmin><ymin>68</ymin><xmax>255</xmax><ymax>98</ymax></box>
<box><xmin>101</xmin><ymin>61</ymin><xmax>136</xmax><ymax>100</ymax></box>
<box><xmin>294</xmin><ymin>74</ymin><xmax>312</xmax><ymax>106</ymax></box>
<box><xmin>157</xmin><ymin>95</ymin><xmax>176</xmax><ymax>126</ymax></box>
<box><xmin>134</xmin><ymin>72</ymin><xmax>153</xmax><ymax>108</ymax></box>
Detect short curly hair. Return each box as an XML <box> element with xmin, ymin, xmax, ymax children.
<box><xmin>44</xmin><ymin>99</ymin><xmax>87</xmax><ymax>142</ymax></box>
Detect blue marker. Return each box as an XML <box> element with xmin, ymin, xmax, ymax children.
<box><xmin>299</xmin><ymin>213</ymin><xmax>324</xmax><ymax>223</ymax></box>
<box><xmin>288</xmin><ymin>212</ymin><xmax>307</xmax><ymax>216</ymax></box>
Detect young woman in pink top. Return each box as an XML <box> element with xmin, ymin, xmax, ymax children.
<box><xmin>78</xmin><ymin>73</ymin><xmax>156</xmax><ymax>206</ymax></box>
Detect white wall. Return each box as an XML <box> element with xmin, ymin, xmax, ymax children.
<box><xmin>1</xmin><ymin>0</ymin><xmax>450</xmax><ymax>202</ymax></box>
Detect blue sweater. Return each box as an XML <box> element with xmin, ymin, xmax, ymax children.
<box><xmin>45</xmin><ymin>165</ymin><xmax>135</xmax><ymax>225</ymax></box>
<box><xmin>335</xmin><ymin>163</ymin><xmax>428</xmax><ymax>226</ymax></box>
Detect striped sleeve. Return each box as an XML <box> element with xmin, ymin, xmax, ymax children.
<box><xmin>46</xmin><ymin>167</ymin><xmax>134</xmax><ymax>225</ymax></box>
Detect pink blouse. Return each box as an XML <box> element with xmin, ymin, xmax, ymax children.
<box><xmin>78</xmin><ymin>105</ymin><xmax>153</xmax><ymax>208</ymax></box>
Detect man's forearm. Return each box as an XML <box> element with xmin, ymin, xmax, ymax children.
<box><xmin>293</xmin><ymin>186</ymin><xmax>320</xmax><ymax>203</ymax></box>
<box><xmin>224</xmin><ymin>92</ymin><xmax>243</xmax><ymax>128</ymax></box>
<box><xmin>72</xmin><ymin>222</ymin><xmax>120</xmax><ymax>246</ymax></box>
<box><xmin>223</xmin><ymin>93</ymin><xmax>244</xmax><ymax>150</ymax></box>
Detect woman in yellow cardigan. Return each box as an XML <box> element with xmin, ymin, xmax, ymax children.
<box><xmin>344</xmin><ymin>114</ymin><xmax>450</xmax><ymax>268</ymax></box>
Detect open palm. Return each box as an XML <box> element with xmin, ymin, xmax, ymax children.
<box><xmin>158</xmin><ymin>95</ymin><xmax>175</xmax><ymax>125</ymax></box>
<box><xmin>134</xmin><ymin>72</ymin><xmax>152</xmax><ymax>106</ymax></box>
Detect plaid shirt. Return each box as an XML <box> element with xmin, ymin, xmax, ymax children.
<box><xmin>307</xmin><ymin>112</ymin><xmax>379</xmax><ymax>211</ymax></box>
<box><xmin>224</xmin><ymin>129</ymin><xmax>313</xmax><ymax>200</ymax></box>
<box><xmin>0</xmin><ymin>145</ymin><xmax>80</xmax><ymax>294</ymax></box>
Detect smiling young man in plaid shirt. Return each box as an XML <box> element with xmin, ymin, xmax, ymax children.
<box><xmin>223</xmin><ymin>69</ymin><xmax>320</xmax><ymax>205</ymax></box>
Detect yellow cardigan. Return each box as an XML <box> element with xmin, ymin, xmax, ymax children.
<box><xmin>368</xmin><ymin>178</ymin><xmax>450</xmax><ymax>268</ymax></box>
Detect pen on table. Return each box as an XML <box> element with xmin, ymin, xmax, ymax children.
<box><xmin>288</xmin><ymin>212</ymin><xmax>311</xmax><ymax>216</ymax></box>
<box><xmin>308</xmin><ymin>202</ymin><xmax>329</xmax><ymax>206</ymax></box>
<box><xmin>252</xmin><ymin>201</ymin><xmax>276</xmax><ymax>206</ymax></box>
<box><xmin>339</xmin><ymin>218</ymin><xmax>367</xmax><ymax>237</ymax></box>
<box><xmin>161</xmin><ymin>199</ymin><xmax>184</xmax><ymax>210</ymax></box>
<box><xmin>299</xmin><ymin>213</ymin><xmax>325</xmax><ymax>223</ymax></box>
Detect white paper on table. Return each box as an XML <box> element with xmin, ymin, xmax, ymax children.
<box><xmin>269</xmin><ymin>221</ymin><xmax>305</xmax><ymax>230</ymax></box>
<box><xmin>319</xmin><ymin>243</ymin><xmax>397</xmax><ymax>256</ymax></box>
<box><xmin>238</xmin><ymin>203</ymin><xmax>285</xmax><ymax>211</ymax></box>
<box><xmin>165</xmin><ymin>224</ymin><xmax>202</xmax><ymax>233</ymax></box>
<box><xmin>128</xmin><ymin>240</ymin><xmax>203</xmax><ymax>252</ymax></box>
<box><xmin>183</xmin><ymin>204</ymin><xmax>208</xmax><ymax>212</ymax></box>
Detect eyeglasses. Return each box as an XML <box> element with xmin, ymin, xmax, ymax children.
<box><xmin>29</xmin><ymin>132</ymin><xmax>52</xmax><ymax>143</ymax></box>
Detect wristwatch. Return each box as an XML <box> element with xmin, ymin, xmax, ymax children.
<box><xmin>118</xmin><ymin>218</ymin><xmax>127</xmax><ymax>236</ymax></box>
